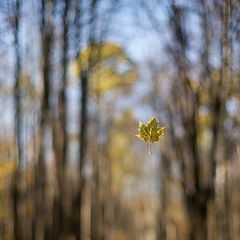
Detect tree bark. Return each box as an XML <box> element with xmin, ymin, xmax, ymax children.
<box><xmin>12</xmin><ymin>0</ymin><xmax>22</xmax><ymax>239</ymax></box>
<box><xmin>74</xmin><ymin>71</ymin><xmax>88</xmax><ymax>240</ymax></box>
<box><xmin>51</xmin><ymin>0</ymin><xmax>69</xmax><ymax>238</ymax></box>
<box><xmin>34</xmin><ymin>0</ymin><xmax>53</xmax><ymax>239</ymax></box>
<box><xmin>188</xmin><ymin>200</ymin><xmax>208</xmax><ymax>240</ymax></box>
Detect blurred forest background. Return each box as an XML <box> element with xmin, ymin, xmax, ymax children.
<box><xmin>0</xmin><ymin>0</ymin><xmax>240</xmax><ymax>239</ymax></box>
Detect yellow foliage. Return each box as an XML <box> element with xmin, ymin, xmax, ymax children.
<box><xmin>197</xmin><ymin>109</ymin><xmax>211</xmax><ymax>128</ymax></box>
<box><xmin>0</xmin><ymin>160</ymin><xmax>15</xmax><ymax>190</ymax></box>
<box><xmin>71</xmin><ymin>41</ymin><xmax>137</xmax><ymax>93</ymax></box>
<box><xmin>114</xmin><ymin>229</ymin><xmax>129</xmax><ymax>240</ymax></box>
<box><xmin>0</xmin><ymin>160</ymin><xmax>15</xmax><ymax>177</ymax></box>
<box><xmin>108</xmin><ymin>109</ymin><xmax>141</xmax><ymax>195</ymax></box>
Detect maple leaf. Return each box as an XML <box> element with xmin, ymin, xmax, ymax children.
<box><xmin>136</xmin><ymin>116</ymin><xmax>165</xmax><ymax>143</ymax></box>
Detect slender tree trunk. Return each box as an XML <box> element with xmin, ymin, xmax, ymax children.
<box><xmin>218</xmin><ymin>1</ymin><xmax>231</xmax><ymax>239</ymax></box>
<box><xmin>12</xmin><ymin>0</ymin><xmax>22</xmax><ymax>239</ymax></box>
<box><xmin>74</xmin><ymin>71</ymin><xmax>88</xmax><ymax>240</ymax></box>
<box><xmin>52</xmin><ymin>0</ymin><xmax>69</xmax><ymax>238</ymax></box>
<box><xmin>188</xmin><ymin>200</ymin><xmax>208</xmax><ymax>240</ymax></box>
<box><xmin>167</xmin><ymin>4</ymin><xmax>211</xmax><ymax>239</ymax></box>
<box><xmin>75</xmin><ymin>1</ymin><xmax>99</xmax><ymax>238</ymax></box>
<box><xmin>34</xmin><ymin>1</ymin><xmax>53</xmax><ymax>239</ymax></box>
<box><xmin>157</xmin><ymin>154</ymin><xmax>170</xmax><ymax>240</ymax></box>
<box><xmin>91</xmin><ymin>92</ymin><xmax>104</xmax><ymax>240</ymax></box>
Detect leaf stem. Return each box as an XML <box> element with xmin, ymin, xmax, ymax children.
<box><xmin>148</xmin><ymin>142</ymin><xmax>151</xmax><ymax>156</ymax></box>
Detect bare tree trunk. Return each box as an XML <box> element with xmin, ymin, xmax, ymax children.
<box><xmin>74</xmin><ymin>70</ymin><xmax>88</xmax><ymax>240</ymax></box>
<box><xmin>217</xmin><ymin>0</ymin><xmax>231</xmax><ymax>239</ymax></box>
<box><xmin>188</xmin><ymin>200</ymin><xmax>208</xmax><ymax>240</ymax></box>
<box><xmin>12</xmin><ymin>0</ymin><xmax>22</xmax><ymax>239</ymax></box>
<box><xmin>157</xmin><ymin>153</ymin><xmax>170</xmax><ymax>240</ymax></box>
<box><xmin>74</xmin><ymin>1</ymin><xmax>99</xmax><ymax>239</ymax></box>
<box><xmin>34</xmin><ymin>1</ymin><xmax>53</xmax><ymax>239</ymax></box>
<box><xmin>91</xmin><ymin>91</ymin><xmax>104</xmax><ymax>240</ymax></box>
<box><xmin>167</xmin><ymin>3</ymin><xmax>211</xmax><ymax>239</ymax></box>
<box><xmin>51</xmin><ymin>0</ymin><xmax>69</xmax><ymax>238</ymax></box>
